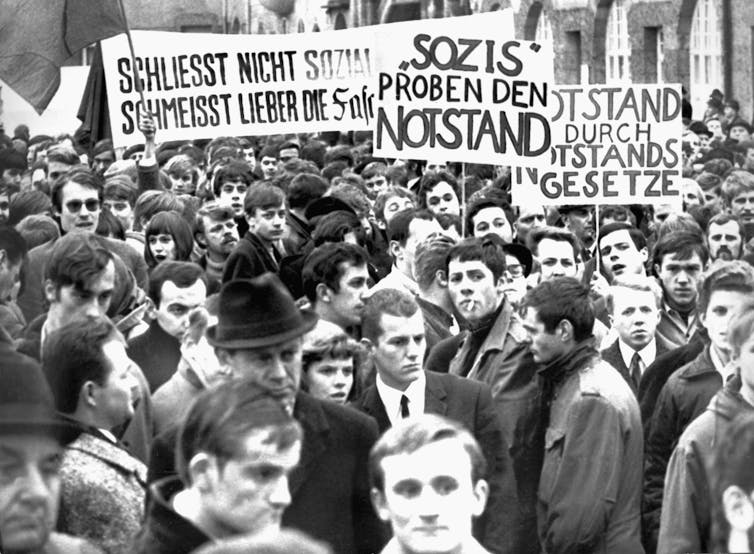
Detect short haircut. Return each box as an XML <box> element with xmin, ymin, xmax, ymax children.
<box><xmin>212</xmin><ymin>159</ymin><xmax>254</xmax><ymax>196</ymax></box>
<box><xmin>529</xmin><ymin>226</ymin><xmax>579</xmax><ymax>259</ymax></box>
<box><xmin>597</xmin><ymin>205</ymin><xmax>636</xmax><ymax>227</ymax></box>
<box><xmin>194</xmin><ymin>202</ymin><xmax>235</xmax><ymax>238</ymax></box>
<box><xmin>414</xmin><ymin>234</ymin><xmax>456</xmax><ymax>291</ymax></box>
<box><xmin>322</xmin><ymin>161</ymin><xmax>348</xmax><ymax>183</ymax></box>
<box><xmin>361</xmin><ymin>161</ymin><xmax>387</xmax><ymax>181</ymax></box>
<box><xmin>244</xmin><ymin>183</ymin><xmax>285</xmax><ymax>215</ymax></box>
<box><xmin>51</xmin><ymin>167</ymin><xmax>102</xmax><ymax>211</ymax></box>
<box><xmin>302</xmin><ymin>242</ymin><xmax>368</xmax><ymax>303</ymax></box>
<box><xmin>259</xmin><ymin>144</ymin><xmax>280</xmax><ymax>160</ymax></box>
<box><xmin>656</xmin><ymin>212</ymin><xmax>703</xmax><ymax>240</ymax></box>
<box><xmin>711</xmin><ymin>412</ymin><xmax>754</xmax><ymax>551</ymax></box>
<box><xmin>165</xmin><ymin>154</ymin><xmax>198</xmax><ymax>179</ymax></box>
<box><xmin>302</xmin><ymin>333</ymin><xmax>363</xmax><ymax>403</ymax></box>
<box><xmin>133</xmin><ymin>190</ymin><xmax>185</xmax><ymax>232</ymax></box>
<box><xmin>45</xmin><ymin>233</ymin><xmax>113</xmax><ymax>290</ymax></box>
<box><xmin>417</xmin><ymin>171</ymin><xmax>459</xmax><ymax>210</ymax></box>
<box><xmin>727</xmin><ymin>299</ymin><xmax>754</xmax><ymax>359</ymax></box>
<box><xmin>721</xmin><ymin>169</ymin><xmax>754</xmax><ymax>206</ymax></box>
<box><xmin>362</xmin><ymin>288</ymin><xmax>420</xmax><ymax>343</ymax></box>
<box><xmin>385</xmin><ymin>165</ymin><xmax>408</xmax><ymax>187</ymax></box>
<box><xmin>144</xmin><ymin>211</ymin><xmax>195</xmax><ymax>268</ymax></box>
<box><xmin>46</xmin><ymin>145</ymin><xmax>80</xmax><ymax>166</ymax></box>
<box><xmin>7</xmin><ymin>190</ymin><xmax>52</xmax><ymax>227</ymax></box>
<box><xmin>103</xmin><ymin>177</ymin><xmax>138</xmax><ymax>206</ymax></box>
<box><xmin>652</xmin><ymin>230</ymin><xmax>709</xmax><ymax>270</ymax></box>
<box><xmin>373</xmin><ymin>186</ymin><xmax>416</xmax><ymax>223</ymax></box>
<box><xmin>42</xmin><ymin>316</ymin><xmax>124</xmax><ymax>414</ymax></box>
<box><xmin>697</xmin><ymin>260</ymin><xmax>754</xmax><ymax>315</ymax></box>
<box><xmin>445</xmin><ymin>235</ymin><xmax>507</xmax><ymax>283</ymax></box>
<box><xmin>147</xmin><ymin>261</ymin><xmax>206</xmax><ymax>304</ymax></box>
<box><xmin>598</xmin><ymin>222</ymin><xmax>647</xmax><ymax>254</ymax></box>
<box><xmin>386</xmin><ymin>208</ymin><xmax>435</xmax><ymax>246</ymax></box>
<box><xmin>311</xmin><ymin>210</ymin><xmax>366</xmax><ymax>247</ymax></box>
<box><xmin>329</xmin><ymin>182</ymin><xmax>370</xmax><ymax>218</ymax></box>
<box><xmin>15</xmin><ymin>214</ymin><xmax>60</xmax><ymax>249</ymax></box>
<box><xmin>287</xmin><ymin>173</ymin><xmax>328</xmax><ymax>211</ymax></box>
<box><xmin>707</xmin><ymin>213</ymin><xmax>744</xmax><ymax>241</ymax></box>
<box><xmin>0</xmin><ymin>224</ymin><xmax>28</xmax><ymax>265</ymax></box>
<box><xmin>369</xmin><ymin>414</ymin><xmax>487</xmax><ymax>493</ymax></box>
<box><xmin>605</xmin><ymin>275</ymin><xmax>663</xmax><ymax>314</ymax></box>
<box><xmin>465</xmin><ymin>196</ymin><xmax>515</xmax><ymax>237</ymax></box>
<box><xmin>176</xmin><ymin>378</ymin><xmax>302</xmax><ymax>486</ymax></box>
<box><xmin>96</xmin><ymin>208</ymin><xmax>125</xmax><ymax>241</ymax></box>
<box><xmin>522</xmin><ymin>277</ymin><xmax>595</xmax><ymax>342</ymax></box>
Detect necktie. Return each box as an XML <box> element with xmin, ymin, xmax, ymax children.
<box><xmin>630</xmin><ymin>352</ymin><xmax>642</xmax><ymax>389</ymax></box>
<box><xmin>400</xmin><ymin>394</ymin><xmax>410</xmax><ymax>418</ymax></box>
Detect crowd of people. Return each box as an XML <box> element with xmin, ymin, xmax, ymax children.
<box><xmin>2</xmin><ymin>85</ymin><xmax>754</xmax><ymax>554</ymax></box>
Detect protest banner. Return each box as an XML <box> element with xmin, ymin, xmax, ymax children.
<box><xmin>101</xmin><ymin>27</ymin><xmax>376</xmax><ymax>147</ymax></box>
<box><xmin>372</xmin><ymin>11</ymin><xmax>554</xmax><ymax>167</ymax></box>
<box><xmin>511</xmin><ymin>84</ymin><xmax>684</xmax><ymax>206</ymax></box>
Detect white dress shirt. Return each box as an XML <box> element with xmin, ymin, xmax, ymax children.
<box><xmin>376</xmin><ymin>371</ymin><xmax>426</xmax><ymax>427</ymax></box>
<box><xmin>618</xmin><ymin>338</ymin><xmax>657</xmax><ymax>377</ymax></box>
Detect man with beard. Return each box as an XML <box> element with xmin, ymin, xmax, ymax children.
<box><xmin>653</xmin><ymin>231</ymin><xmax>709</xmax><ymax>349</ymax></box>
<box><xmin>193</xmin><ymin>202</ymin><xmax>239</xmax><ymax>292</ymax></box>
<box><xmin>707</xmin><ymin>213</ymin><xmax>743</xmax><ymax>261</ymax></box>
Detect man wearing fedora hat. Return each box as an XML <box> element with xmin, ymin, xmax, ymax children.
<box><xmin>0</xmin><ymin>339</ymin><xmax>101</xmax><ymax>553</ymax></box>
<box><xmin>148</xmin><ymin>273</ymin><xmax>386</xmax><ymax>554</ymax></box>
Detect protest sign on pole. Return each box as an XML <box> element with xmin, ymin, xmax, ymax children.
<box><xmin>372</xmin><ymin>11</ymin><xmax>554</xmax><ymax>167</ymax></box>
<box><xmin>511</xmin><ymin>84</ymin><xmax>684</xmax><ymax>206</ymax></box>
<box><xmin>101</xmin><ymin>27</ymin><xmax>376</xmax><ymax>147</ymax></box>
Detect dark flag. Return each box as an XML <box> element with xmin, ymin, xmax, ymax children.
<box><xmin>77</xmin><ymin>43</ymin><xmax>111</xmax><ymax>151</ymax></box>
<box><xmin>0</xmin><ymin>0</ymin><xmax>127</xmax><ymax>114</ymax></box>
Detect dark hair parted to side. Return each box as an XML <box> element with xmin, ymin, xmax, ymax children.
<box><xmin>144</xmin><ymin>211</ymin><xmax>195</xmax><ymax>268</ymax></box>
<box><xmin>287</xmin><ymin>173</ymin><xmax>329</xmax><ymax>211</ymax></box>
<box><xmin>651</xmin><ymin>230</ymin><xmax>709</xmax><ymax>270</ymax></box>
<box><xmin>244</xmin><ymin>183</ymin><xmax>286</xmax><ymax>216</ymax></box>
<box><xmin>45</xmin><ymin>233</ymin><xmax>113</xmax><ymax>290</ymax></box>
<box><xmin>302</xmin><ymin>242</ymin><xmax>369</xmax><ymax>303</ymax></box>
<box><xmin>361</xmin><ymin>288</ymin><xmax>420</xmax><ymax>343</ymax></box>
<box><xmin>42</xmin><ymin>316</ymin><xmax>124</xmax><ymax>414</ymax></box>
<box><xmin>529</xmin><ymin>226</ymin><xmax>580</xmax><ymax>259</ymax></box>
<box><xmin>311</xmin><ymin>210</ymin><xmax>366</xmax><ymax>248</ymax></box>
<box><xmin>445</xmin><ymin>235</ymin><xmax>507</xmax><ymax>283</ymax></box>
<box><xmin>522</xmin><ymin>277</ymin><xmax>595</xmax><ymax>342</ymax></box>
<box><xmin>465</xmin><ymin>196</ymin><xmax>515</xmax><ymax>238</ymax></box>
<box><xmin>147</xmin><ymin>261</ymin><xmax>207</xmax><ymax>304</ymax></box>
<box><xmin>212</xmin><ymin>159</ymin><xmax>254</xmax><ymax>197</ymax></box>
<box><xmin>369</xmin><ymin>414</ymin><xmax>487</xmax><ymax>493</ymax></box>
<box><xmin>176</xmin><ymin>378</ymin><xmax>302</xmax><ymax>486</ymax></box>
<box><xmin>51</xmin><ymin>167</ymin><xmax>103</xmax><ymax>211</ymax></box>
<box><xmin>697</xmin><ymin>260</ymin><xmax>754</xmax><ymax>315</ymax></box>
<box><xmin>417</xmin><ymin>171</ymin><xmax>459</xmax><ymax>210</ymax></box>
<box><xmin>133</xmin><ymin>190</ymin><xmax>185</xmax><ymax>232</ymax></box>
<box><xmin>598</xmin><ymin>222</ymin><xmax>647</xmax><ymax>252</ymax></box>
<box><xmin>7</xmin><ymin>190</ymin><xmax>52</xmax><ymax>226</ymax></box>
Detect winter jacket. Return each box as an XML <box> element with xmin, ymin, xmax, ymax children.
<box><xmin>537</xmin><ymin>341</ymin><xmax>644</xmax><ymax>554</ymax></box>
<box><xmin>642</xmin><ymin>345</ymin><xmax>722</xmax><ymax>552</ymax></box>
<box><xmin>657</xmin><ymin>376</ymin><xmax>752</xmax><ymax>554</ymax></box>
<box><xmin>222</xmin><ymin>231</ymin><xmax>281</xmax><ymax>283</ymax></box>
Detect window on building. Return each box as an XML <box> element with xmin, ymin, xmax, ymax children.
<box><xmin>690</xmin><ymin>0</ymin><xmax>722</xmax><ymax>117</ymax></box>
<box><xmin>605</xmin><ymin>0</ymin><xmax>631</xmax><ymax>83</ymax></box>
<box><xmin>535</xmin><ymin>10</ymin><xmax>553</xmax><ymax>44</ymax></box>
<box><xmin>564</xmin><ymin>31</ymin><xmax>582</xmax><ymax>85</ymax></box>
<box><xmin>644</xmin><ymin>26</ymin><xmax>664</xmax><ymax>83</ymax></box>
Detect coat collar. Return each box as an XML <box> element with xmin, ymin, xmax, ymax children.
<box><xmin>288</xmin><ymin>392</ymin><xmax>331</xmax><ymax>498</ymax></box>
<box><xmin>66</xmin><ymin>431</ymin><xmax>147</xmax><ymax>485</ymax></box>
<box><xmin>678</xmin><ymin>345</ymin><xmax>717</xmax><ymax>380</ymax></box>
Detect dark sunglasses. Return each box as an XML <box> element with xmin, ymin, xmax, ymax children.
<box><xmin>65</xmin><ymin>199</ymin><xmax>100</xmax><ymax>213</ymax></box>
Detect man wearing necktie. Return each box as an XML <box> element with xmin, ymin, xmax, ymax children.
<box><xmin>355</xmin><ymin>288</ymin><xmax>519</xmax><ymax>554</ymax></box>
<box><xmin>601</xmin><ymin>275</ymin><xmax>672</xmax><ymax>395</ymax></box>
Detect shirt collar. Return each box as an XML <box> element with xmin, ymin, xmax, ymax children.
<box><xmin>709</xmin><ymin>345</ymin><xmax>735</xmax><ymax>382</ymax></box>
<box><xmin>618</xmin><ymin>338</ymin><xmax>656</xmax><ymax>371</ymax></box>
<box><xmin>376</xmin><ymin>371</ymin><xmax>426</xmax><ymax>427</ymax></box>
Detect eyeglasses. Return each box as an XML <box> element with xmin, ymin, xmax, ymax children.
<box><xmin>65</xmin><ymin>199</ymin><xmax>100</xmax><ymax>213</ymax></box>
<box><xmin>506</xmin><ymin>264</ymin><xmax>524</xmax><ymax>277</ymax></box>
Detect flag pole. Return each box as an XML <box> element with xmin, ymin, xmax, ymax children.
<box><xmin>461</xmin><ymin>162</ymin><xmax>466</xmax><ymax>236</ymax></box>
<box><xmin>116</xmin><ymin>0</ymin><xmax>148</xmax><ymax>113</ymax></box>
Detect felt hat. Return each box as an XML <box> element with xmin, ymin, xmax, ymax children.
<box><xmin>0</xmin><ymin>347</ymin><xmax>80</xmax><ymax>444</ymax></box>
<box><xmin>207</xmin><ymin>273</ymin><xmax>318</xmax><ymax>349</ymax></box>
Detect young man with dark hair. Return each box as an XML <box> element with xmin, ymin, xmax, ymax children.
<box><xmin>369</xmin><ymin>208</ymin><xmax>442</xmax><ymax>297</ymax></box>
<box><xmin>284</xmin><ymin>172</ymin><xmax>328</xmax><ymax>253</ymax></box>
<box><xmin>212</xmin><ymin>158</ymin><xmax>253</xmax><ymax>220</ymax></box>
<box><xmin>431</xmin><ymin>235</ymin><xmax>539</xmax><ymax>553</ymax></box>
<box><xmin>193</xmin><ymin>202</ymin><xmax>239</xmax><ymax>290</ymax></box>
<box><xmin>136</xmin><ymin>379</ymin><xmax>303</xmax><ymax>553</ymax></box>
<box><xmin>597</xmin><ymin>222</ymin><xmax>648</xmax><ymax>283</ymax></box>
<box><xmin>652</xmin><ymin>230</ymin><xmax>709</xmax><ymax>349</ymax></box>
<box><xmin>43</xmin><ymin>316</ymin><xmax>145</xmax><ymax>553</ymax></box>
<box><xmin>222</xmin><ymin>184</ymin><xmax>287</xmax><ymax>282</ymax></box>
<box><xmin>658</xmin><ymin>300</ymin><xmax>754</xmax><ymax>554</ymax></box>
<box><xmin>361</xmin><ymin>161</ymin><xmax>389</xmax><ymax>200</ymax></box>
<box><xmin>302</xmin><ymin>242</ymin><xmax>370</xmax><ymax>334</ymax></box>
<box><xmin>102</xmin><ymin>176</ymin><xmax>138</xmax><ymax>233</ymax></box>
<box><xmin>0</xmin><ymin>225</ymin><xmax>27</xmax><ymax>337</ymax></box>
<box><xmin>357</xmin><ymin>289</ymin><xmax>518</xmax><ymax>554</ymax></box>
<box><xmin>520</xmin><ymin>276</ymin><xmax>643</xmax><ymax>553</ymax></box>
<box><xmin>128</xmin><ymin>261</ymin><xmax>208</xmax><ymax>392</ymax></box>
<box><xmin>259</xmin><ymin>144</ymin><xmax>281</xmax><ymax>179</ymax></box>
<box><xmin>643</xmin><ymin>259</ymin><xmax>754</xmax><ymax>552</ymax></box>
<box><xmin>417</xmin><ymin>171</ymin><xmax>460</xmax><ymax>217</ymax></box>
<box><xmin>373</xmin><ymin>186</ymin><xmax>415</xmax><ymax>230</ymax></box>
<box><xmin>466</xmin><ymin>197</ymin><xmax>514</xmax><ymax>243</ymax></box>
<box><xmin>369</xmin><ymin>415</ymin><xmax>493</xmax><ymax>554</ymax></box>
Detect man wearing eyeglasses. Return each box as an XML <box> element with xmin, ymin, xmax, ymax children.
<box><xmin>17</xmin><ymin>168</ymin><xmax>148</xmax><ymax>325</ymax></box>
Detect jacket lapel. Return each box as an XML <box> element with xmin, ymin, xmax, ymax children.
<box><xmin>357</xmin><ymin>385</ymin><xmax>391</xmax><ymax>434</ymax></box>
<box><xmin>288</xmin><ymin>393</ymin><xmax>330</xmax><ymax>498</ymax></box>
<box><xmin>424</xmin><ymin>372</ymin><xmax>448</xmax><ymax>416</ymax></box>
